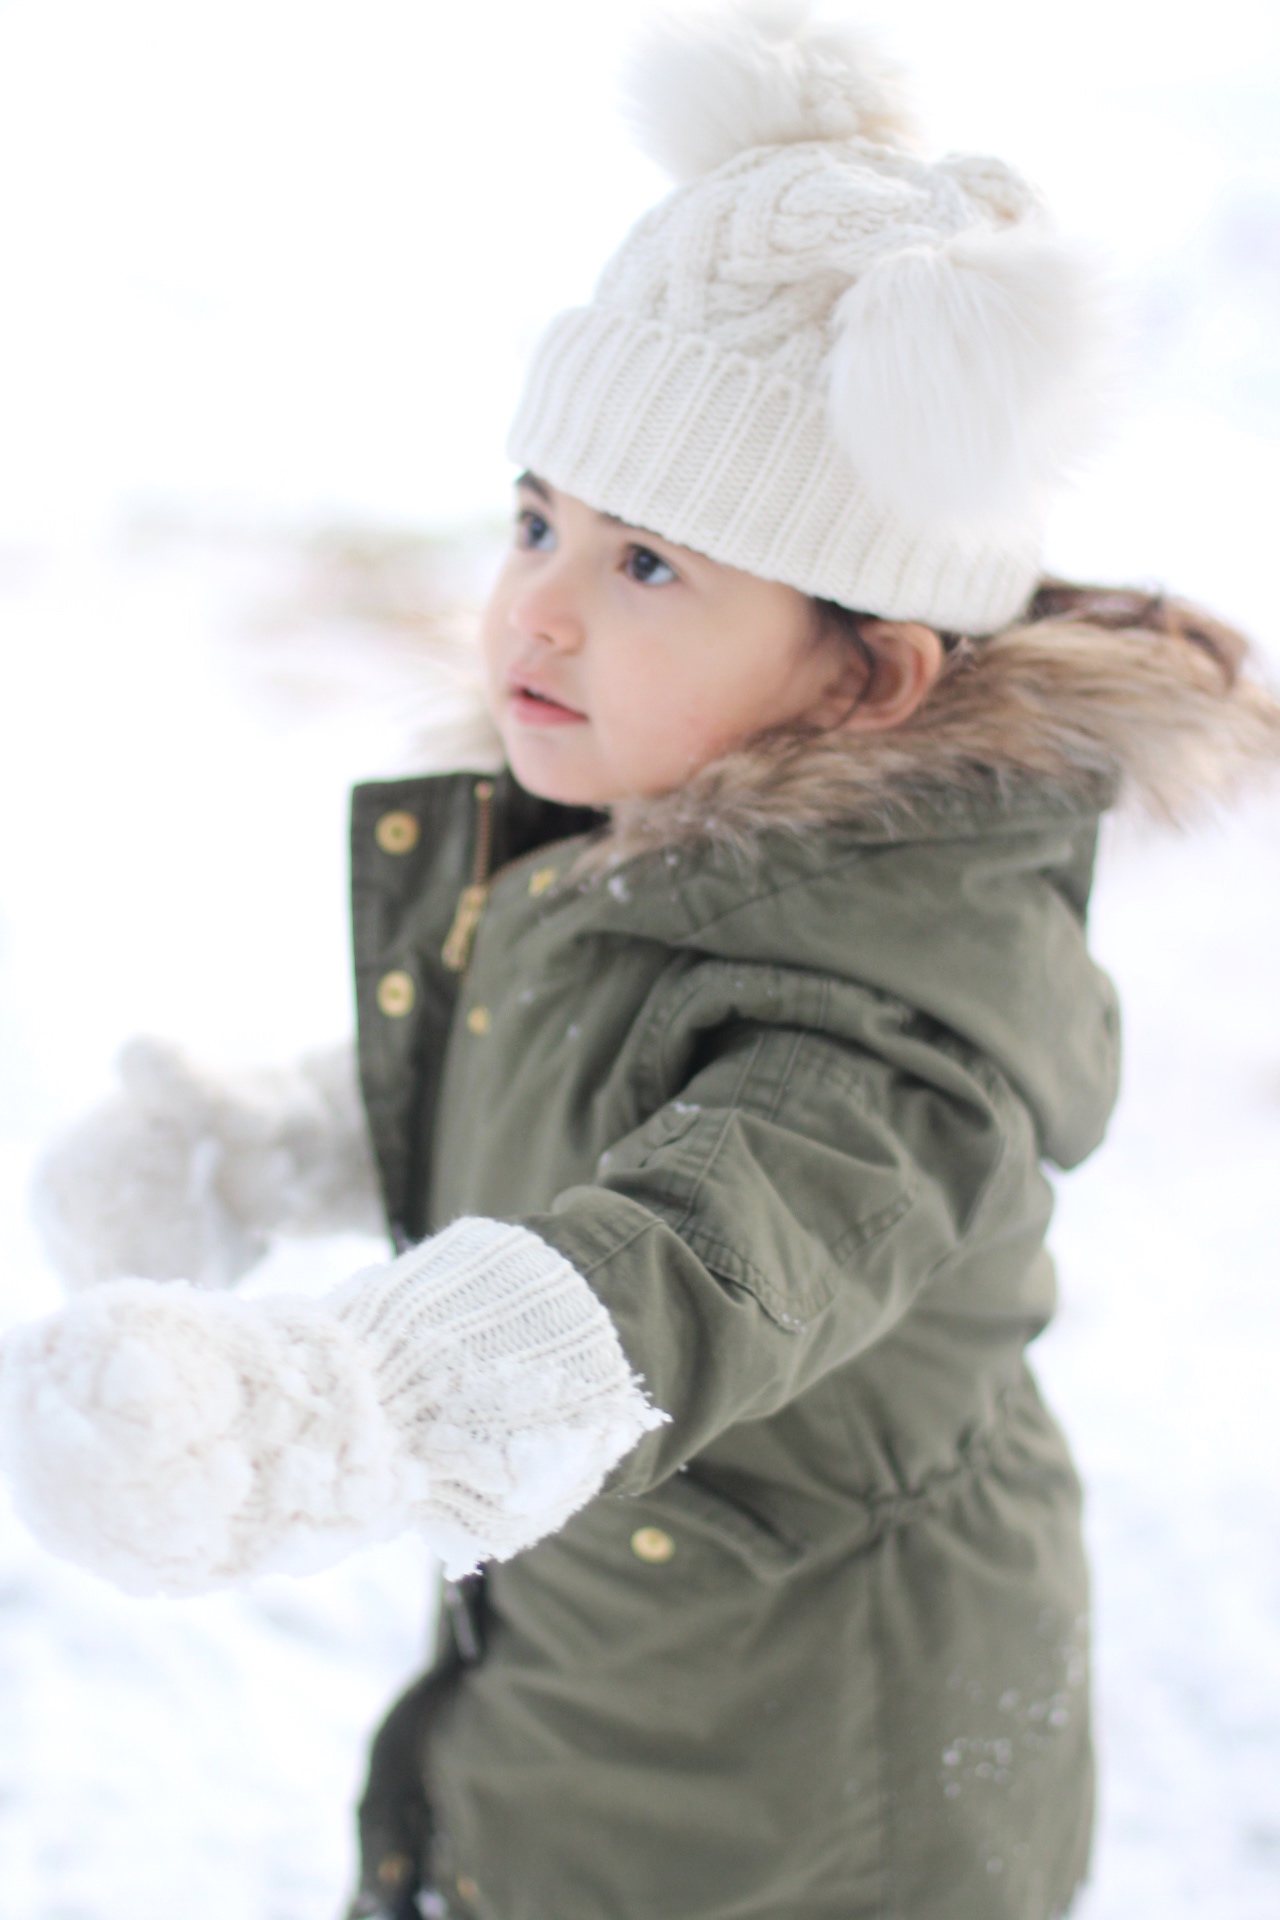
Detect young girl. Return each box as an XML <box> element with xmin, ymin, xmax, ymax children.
<box><xmin>4</xmin><ymin>7</ymin><xmax>1278</xmax><ymax>1918</ymax></box>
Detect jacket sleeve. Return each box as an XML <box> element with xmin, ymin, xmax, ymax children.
<box><xmin>512</xmin><ymin>998</ymin><xmax>1050</xmax><ymax>1496</ymax></box>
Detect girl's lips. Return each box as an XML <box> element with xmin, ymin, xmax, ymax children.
<box><xmin>507</xmin><ymin>686</ymin><xmax>587</xmax><ymax>728</ymax></box>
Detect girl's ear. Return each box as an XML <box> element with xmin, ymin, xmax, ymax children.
<box><xmin>830</xmin><ymin>620</ymin><xmax>944</xmax><ymax>733</ymax></box>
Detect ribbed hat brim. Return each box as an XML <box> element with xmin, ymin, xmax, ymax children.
<box><xmin>507</xmin><ymin>305</ymin><xmax>1042</xmax><ymax>634</ymax></box>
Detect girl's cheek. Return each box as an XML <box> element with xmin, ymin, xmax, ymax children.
<box><xmin>478</xmin><ymin>608</ymin><xmax>513</xmax><ymax>711</ymax></box>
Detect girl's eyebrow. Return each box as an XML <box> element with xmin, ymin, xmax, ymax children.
<box><xmin>517</xmin><ymin>471</ymin><xmax>619</xmax><ymax>528</ymax></box>
<box><xmin>515</xmin><ymin>471</ymin><xmax>553</xmax><ymax>503</ymax></box>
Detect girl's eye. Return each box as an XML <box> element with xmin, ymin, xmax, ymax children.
<box><xmin>516</xmin><ymin>509</ymin><xmax>556</xmax><ymax>552</ymax></box>
<box><xmin>625</xmin><ymin>545</ymin><xmax>676</xmax><ymax>585</ymax></box>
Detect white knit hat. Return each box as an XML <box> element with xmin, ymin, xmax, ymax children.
<box><xmin>507</xmin><ymin>0</ymin><xmax>1109</xmax><ymax>634</ymax></box>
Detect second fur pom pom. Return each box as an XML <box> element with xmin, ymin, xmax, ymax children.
<box><xmin>826</xmin><ymin>224</ymin><xmax>1114</xmax><ymax>524</ymax></box>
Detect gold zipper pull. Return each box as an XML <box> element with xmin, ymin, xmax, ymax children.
<box><xmin>442</xmin><ymin>882</ymin><xmax>489</xmax><ymax>972</ymax></box>
<box><xmin>441</xmin><ymin>779</ymin><xmax>496</xmax><ymax>973</ymax></box>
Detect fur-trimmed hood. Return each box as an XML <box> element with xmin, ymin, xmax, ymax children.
<box><xmin>345</xmin><ymin>604</ymin><xmax>1276</xmax><ymax>1177</ymax></box>
<box><xmin>591</xmin><ymin>610</ymin><xmax>1280</xmax><ymax>869</ymax></box>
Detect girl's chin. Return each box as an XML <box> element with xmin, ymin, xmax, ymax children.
<box><xmin>501</xmin><ymin>735</ymin><xmax>622</xmax><ymax>809</ymax></box>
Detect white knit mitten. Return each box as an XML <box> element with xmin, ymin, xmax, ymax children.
<box><xmin>0</xmin><ymin>1218</ymin><xmax>663</xmax><ymax>1593</ymax></box>
<box><xmin>30</xmin><ymin>1037</ymin><xmax>383</xmax><ymax>1291</ymax></box>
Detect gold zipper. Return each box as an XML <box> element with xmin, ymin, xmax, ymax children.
<box><xmin>441</xmin><ymin>779</ymin><xmax>496</xmax><ymax>972</ymax></box>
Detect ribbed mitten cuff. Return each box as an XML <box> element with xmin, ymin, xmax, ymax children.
<box><xmin>335</xmin><ymin>1218</ymin><xmax>665</xmax><ymax>1576</ymax></box>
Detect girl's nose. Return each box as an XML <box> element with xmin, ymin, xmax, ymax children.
<box><xmin>508</xmin><ymin>561</ymin><xmax>586</xmax><ymax>653</ymax></box>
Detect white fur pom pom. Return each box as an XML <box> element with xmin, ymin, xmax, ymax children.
<box><xmin>826</xmin><ymin>224</ymin><xmax>1112</xmax><ymax>525</ymax></box>
<box><xmin>621</xmin><ymin>0</ymin><xmax>915</xmax><ymax>184</ymax></box>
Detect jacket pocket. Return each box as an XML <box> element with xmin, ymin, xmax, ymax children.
<box><xmin>638</xmin><ymin>1468</ymin><xmax>807</xmax><ymax>1584</ymax></box>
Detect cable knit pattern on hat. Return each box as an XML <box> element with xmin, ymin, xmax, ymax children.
<box><xmin>508</xmin><ymin>0</ymin><xmax>1111</xmax><ymax>632</ymax></box>
<box><xmin>0</xmin><ymin>1219</ymin><xmax>663</xmax><ymax>1593</ymax></box>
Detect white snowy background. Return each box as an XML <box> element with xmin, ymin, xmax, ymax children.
<box><xmin>1</xmin><ymin>1</ymin><xmax>1279</xmax><ymax>1915</ymax></box>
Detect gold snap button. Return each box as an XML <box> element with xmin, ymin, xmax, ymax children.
<box><xmin>466</xmin><ymin>1005</ymin><xmax>491</xmax><ymax>1036</ymax></box>
<box><xmin>528</xmin><ymin>866</ymin><xmax>558</xmax><ymax>897</ymax></box>
<box><xmin>375</xmin><ymin>810</ymin><xmax>420</xmax><ymax>855</ymax></box>
<box><xmin>456</xmin><ymin>1875</ymin><xmax>479</xmax><ymax>1903</ymax></box>
<box><xmin>630</xmin><ymin>1526</ymin><xmax>675</xmax><ymax>1564</ymax></box>
<box><xmin>376</xmin><ymin>1853</ymin><xmax>412</xmax><ymax>1890</ymax></box>
<box><xmin>376</xmin><ymin>970</ymin><xmax>415</xmax><ymax>1017</ymax></box>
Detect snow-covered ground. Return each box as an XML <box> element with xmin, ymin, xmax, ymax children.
<box><xmin>1038</xmin><ymin>797</ymin><xmax>1280</xmax><ymax>1920</ymax></box>
<box><xmin>0</xmin><ymin>533</ymin><xmax>439</xmax><ymax>1920</ymax></box>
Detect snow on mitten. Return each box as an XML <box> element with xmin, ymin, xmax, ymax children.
<box><xmin>0</xmin><ymin>1277</ymin><xmax>401</xmax><ymax>1593</ymax></box>
<box><xmin>30</xmin><ymin>1036</ymin><xmax>383</xmax><ymax>1292</ymax></box>
<box><xmin>0</xmin><ymin>1218</ymin><xmax>663</xmax><ymax>1593</ymax></box>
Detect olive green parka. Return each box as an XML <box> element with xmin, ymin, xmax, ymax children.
<box><xmin>347</xmin><ymin>614</ymin><xmax>1279</xmax><ymax>1920</ymax></box>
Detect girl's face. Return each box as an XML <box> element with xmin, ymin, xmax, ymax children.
<box><xmin>481</xmin><ymin>476</ymin><xmax>876</xmax><ymax>807</ymax></box>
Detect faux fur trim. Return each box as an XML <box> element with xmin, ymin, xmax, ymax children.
<box><xmin>588</xmin><ymin>617</ymin><xmax>1280</xmax><ymax>870</ymax></box>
